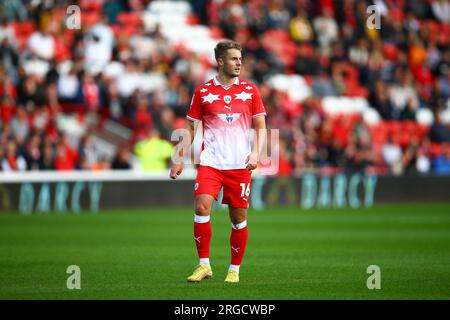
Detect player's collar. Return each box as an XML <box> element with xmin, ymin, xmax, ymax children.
<box><xmin>212</xmin><ymin>76</ymin><xmax>240</xmax><ymax>87</ymax></box>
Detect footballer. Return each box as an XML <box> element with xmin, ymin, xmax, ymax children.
<box><xmin>170</xmin><ymin>40</ymin><xmax>267</xmax><ymax>283</ymax></box>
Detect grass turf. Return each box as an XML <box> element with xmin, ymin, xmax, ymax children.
<box><xmin>0</xmin><ymin>204</ymin><xmax>449</xmax><ymax>300</ymax></box>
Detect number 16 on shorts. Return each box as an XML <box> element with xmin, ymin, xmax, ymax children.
<box><xmin>240</xmin><ymin>183</ymin><xmax>250</xmax><ymax>198</ymax></box>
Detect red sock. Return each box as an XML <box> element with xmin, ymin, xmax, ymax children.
<box><xmin>194</xmin><ymin>220</ymin><xmax>212</xmax><ymax>259</ymax></box>
<box><xmin>230</xmin><ymin>225</ymin><xmax>248</xmax><ymax>265</ymax></box>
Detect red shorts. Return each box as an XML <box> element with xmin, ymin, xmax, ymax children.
<box><xmin>194</xmin><ymin>165</ymin><xmax>252</xmax><ymax>208</ymax></box>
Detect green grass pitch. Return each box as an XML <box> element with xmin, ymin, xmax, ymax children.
<box><xmin>0</xmin><ymin>204</ymin><xmax>449</xmax><ymax>299</ymax></box>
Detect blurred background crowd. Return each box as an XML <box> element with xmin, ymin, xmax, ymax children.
<box><xmin>0</xmin><ymin>0</ymin><xmax>449</xmax><ymax>175</ymax></box>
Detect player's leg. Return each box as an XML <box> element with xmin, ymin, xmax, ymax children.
<box><xmin>188</xmin><ymin>166</ymin><xmax>222</xmax><ymax>282</ymax></box>
<box><xmin>225</xmin><ymin>206</ymin><xmax>248</xmax><ymax>283</ymax></box>
<box><xmin>222</xmin><ymin>169</ymin><xmax>251</xmax><ymax>283</ymax></box>
<box><xmin>187</xmin><ymin>194</ymin><xmax>215</xmax><ymax>282</ymax></box>
<box><xmin>193</xmin><ymin>194</ymin><xmax>214</xmax><ymax>266</ymax></box>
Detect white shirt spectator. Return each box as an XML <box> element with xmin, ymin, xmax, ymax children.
<box><xmin>11</xmin><ymin>116</ymin><xmax>30</xmax><ymax>141</ymax></box>
<box><xmin>416</xmin><ymin>154</ymin><xmax>431</xmax><ymax>173</ymax></box>
<box><xmin>117</xmin><ymin>71</ymin><xmax>140</xmax><ymax>98</ymax></box>
<box><xmin>27</xmin><ymin>31</ymin><xmax>54</xmax><ymax>60</ymax></box>
<box><xmin>84</xmin><ymin>35</ymin><xmax>112</xmax><ymax>73</ymax></box>
<box><xmin>0</xmin><ymin>23</ymin><xmax>16</xmax><ymax>44</ymax></box>
<box><xmin>389</xmin><ymin>84</ymin><xmax>419</xmax><ymax>111</ymax></box>
<box><xmin>129</xmin><ymin>34</ymin><xmax>155</xmax><ymax>60</ymax></box>
<box><xmin>23</xmin><ymin>58</ymin><xmax>50</xmax><ymax>77</ymax></box>
<box><xmin>432</xmin><ymin>0</ymin><xmax>450</xmax><ymax>23</ymax></box>
<box><xmin>1</xmin><ymin>156</ymin><xmax>27</xmax><ymax>171</ymax></box>
<box><xmin>90</xmin><ymin>22</ymin><xmax>115</xmax><ymax>50</ymax></box>
<box><xmin>313</xmin><ymin>9</ymin><xmax>339</xmax><ymax>55</ymax></box>
<box><xmin>382</xmin><ymin>141</ymin><xmax>402</xmax><ymax>167</ymax></box>
<box><xmin>349</xmin><ymin>45</ymin><xmax>369</xmax><ymax>66</ymax></box>
<box><xmin>373</xmin><ymin>0</ymin><xmax>389</xmax><ymax>16</ymax></box>
<box><xmin>57</xmin><ymin>72</ymin><xmax>80</xmax><ymax>99</ymax></box>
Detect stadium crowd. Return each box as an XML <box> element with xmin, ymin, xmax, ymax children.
<box><xmin>0</xmin><ymin>0</ymin><xmax>449</xmax><ymax>175</ymax></box>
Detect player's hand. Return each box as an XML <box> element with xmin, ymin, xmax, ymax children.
<box><xmin>245</xmin><ymin>152</ymin><xmax>258</xmax><ymax>171</ymax></box>
<box><xmin>170</xmin><ymin>163</ymin><xmax>183</xmax><ymax>179</ymax></box>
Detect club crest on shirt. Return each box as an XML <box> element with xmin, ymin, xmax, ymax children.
<box><xmin>223</xmin><ymin>95</ymin><xmax>232</xmax><ymax>104</ymax></box>
<box><xmin>218</xmin><ymin>113</ymin><xmax>241</xmax><ymax>124</ymax></box>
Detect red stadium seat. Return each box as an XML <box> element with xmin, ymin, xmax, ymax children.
<box><xmin>117</xmin><ymin>12</ymin><xmax>142</xmax><ymax>27</ymax></box>
<box><xmin>186</xmin><ymin>14</ymin><xmax>200</xmax><ymax>25</ymax></box>
<box><xmin>12</xmin><ymin>20</ymin><xmax>36</xmax><ymax>37</ymax></box>
<box><xmin>54</xmin><ymin>37</ymin><xmax>71</xmax><ymax>61</ymax></box>
<box><xmin>417</xmin><ymin>124</ymin><xmax>429</xmax><ymax>139</ymax></box>
<box><xmin>431</xmin><ymin>143</ymin><xmax>443</xmax><ymax>158</ymax></box>
<box><xmin>80</xmin><ymin>0</ymin><xmax>102</xmax><ymax>12</ymax></box>
<box><xmin>82</xmin><ymin>11</ymin><xmax>101</xmax><ymax>28</ymax></box>
<box><xmin>209</xmin><ymin>26</ymin><xmax>224</xmax><ymax>39</ymax></box>
<box><xmin>386</xmin><ymin>121</ymin><xmax>401</xmax><ymax>135</ymax></box>
<box><xmin>383</xmin><ymin>43</ymin><xmax>398</xmax><ymax>61</ymax></box>
<box><xmin>173</xmin><ymin>118</ymin><xmax>186</xmax><ymax>130</ymax></box>
<box><xmin>344</xmin><ymin>84</ymin><xmax>369</xmax><ymax>98</ymax></box>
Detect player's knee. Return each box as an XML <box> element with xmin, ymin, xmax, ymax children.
<box><xmin>230</xmin><ymin>208</ymin><xmax>247</xmax><ymax>224</ymax></box>
<box><xmin>196</xmin><ymin>203</ymin><xmax>211</xmax><ymax>216</ymax></box>
<box><xmin>231</xmin><ymin>216</ymin><xmax>246</xmax><ymax>224</ymax></box>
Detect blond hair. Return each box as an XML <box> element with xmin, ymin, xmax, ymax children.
<box><xmin>214</xmin><ymin>40</ymin><xmax>242</xmax><ymax>62</ymax></box>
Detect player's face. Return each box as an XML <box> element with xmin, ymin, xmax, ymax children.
<box><xmin>221</xmin><ymin>49</ymin><xmax>242</xmax><ymax>78</ymax></box>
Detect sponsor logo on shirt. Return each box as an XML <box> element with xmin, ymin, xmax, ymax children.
<box><xmin>224</xmin><ymin>95</ymin><xmax>232</xmax><ymax>104</ymax></box>
<box><xmin>218</xmin><ymin>113</ymin><xmax>241</xmax><ymax>124</ymax></box>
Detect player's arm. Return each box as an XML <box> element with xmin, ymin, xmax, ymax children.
<box><xmin>169</xmin><ymin>119</ymin><xmax>197</xmax><ymax>179</ymax></box>
<box><xmin>246</xmin><ymin>115</ymin><xmax>267</xmax><ymax>171</ymax></box>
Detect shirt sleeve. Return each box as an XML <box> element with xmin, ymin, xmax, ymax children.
<box><xmin>251</xmin><ymin>85</ymin><xmax>267</xmax><ymax>117</ymax></box>
<box><xmin>186</xmin><ymin>88</ymin><xmax>202</xmax><ymax>121</ymax></box>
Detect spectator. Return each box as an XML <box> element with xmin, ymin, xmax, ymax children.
<box><xmin>53</xmin><ymin>134</ymin><xmax>78</xmax><ymax>171</ymax></box>
<box><xmin>294</xmin><ymin>44</ymin><xmax>321</xmax><ymax>76</ymax></box>
<box><xmin>27</xmin><ymin>25</ymin><xmax>55</xmax><ymax>61</ymax></box>
<box><xmin>24</xmin><ymin>133</ymin><xmax>41</xmax><ymax>170</ymax></box>
<box><xmin>104</xmin><ymin>82</ymin><xmax>124</xmax><ymax>121</ymax></box>
<box><xmin>389</xmin><ymin>70</ymin><xmax>419</xmax><ymax>119</ymax></box>
<box><xmin>57</xmin><ymin>67</ymin><xmax>81</xmax><ymax>103</ymax></box>
<box><xmin>90</xmin><ymin>15</ymin><xmax>115</xmax><ymax>51</ymax></box>
<box><xmin>129</xmin><ymin>22</ymin><xmax>155</xmax><ymax>60</ymax></box>
<box><xmin>0</xmin><ymin>18</ymin><xmax>16</xmax><ymax>44</ymax></box>
<box><xmin>38</xmin><ymin>139</ymin><xmax>55</xmax><ymax>170</ymax></box>
<box><xmin>134</xmin><ymin>129</ymin><xmax>173</xmax><ymax>171</ymax></box>
<box><xmin>78</xmin><ymin>133</ymin><xmax>100</xmax><ymax>170</ymax></box>
<box><xmin>266</xmin><ymin>0</ymin><xmax>291</xmax><ymax>30</ymax></box>
<box><xmin>10</xmin><ymin>107</ymin><xmax>30</xmax><ymax>142</ymax></box>
<box><xmin>81</xmin><ymin>72</ymin><xmax>100</xmax><ymax>112</ymax></box>
<box><xmin>416</xmin><ymin>147</ymin><xmax>431</xmax><ymax>174</ymax></box>
<box><xmin>433</xmin><ymin>143</ymin><xmax>450</xmax><ymax>175</ymax></box>
<box><xmin>369</xmin><ymin>80</ymin><xmax>394</xmax><ymax>119</ymax></box>
<box><xmin>1</xmin><ymin>139</ymin><xmax>26</xmax><ymax>171</ymax></box>
<box><xmin>402</xmin><ymin>138</ymin><xmax>421</xmax><ymax>174</ymax></box>
<box><xmin>84</xmin><ymin>33</ymin><xmax>112</xmax><ymax>74</ymax></box>
<box><xmin>431</xmin><ymin>0</ymin><xmax>450</xmax><ymax>23</ymax></box>
<box><xmin>289</xmin><ymin>8</ymin><xmax>314</xmax><ymax>43</ymax></box>
<box><xmin>313</xmin><ymin>7</ymin><xmax>338</xmax><ymax>56</ymax></box>
<box><xmin>111</xmin><ymin>147</ymin><xmax>132</xmax><ymax>170</ymax></box>
<box><xmin>382</xmin><ymin>135</ymin><xmax>402</xmax><ymax>174</ymax></box>
<box><xmin>0</xmin><ymin>0</ymin><xmax>449</xmax><ymax>175</ymax></box>
<box><xmin>429</xmin><ymin>112</ymin><xmax>450</xmax><ymax>142</ymax></box>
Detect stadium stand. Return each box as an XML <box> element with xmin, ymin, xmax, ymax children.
<box><xmin>0</xmin><ymin>0</ymin><xmax>449</xmax><ymax>175</ymax></box>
